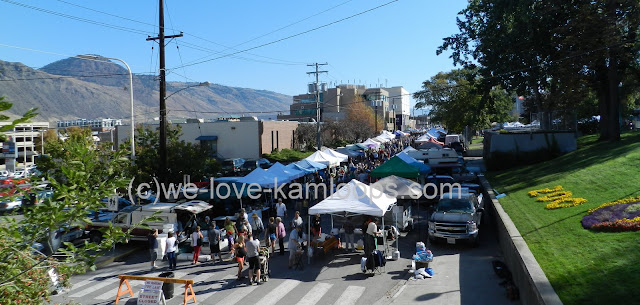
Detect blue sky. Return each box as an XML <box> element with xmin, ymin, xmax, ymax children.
<box><xmin>0</xmin><ymin>0</ymin><xmax>466</xmax><ymax>113</ymax></box>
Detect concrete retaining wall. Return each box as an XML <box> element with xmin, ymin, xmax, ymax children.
<box><xmin>480</xmin><ymin>175</ymin><xmax>563</xmax><ymax>305</ymax></box>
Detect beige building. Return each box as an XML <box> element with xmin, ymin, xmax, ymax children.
<box><xmin>115</xmin><ymin>119</ymin><xmax>299</xmax><ymax>161</ymax></box>
<box><xmin>278</xmin><ymin>84</ymin><xmax>407</xmax><ymax>131</ymax></box>
<box><xmin>0</xmin><ymin>122</ymin><xmax>49</xmax><ymax>172</ymax></box>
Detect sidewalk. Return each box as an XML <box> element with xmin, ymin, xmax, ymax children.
<box><xmin>95</xmin><ymin>242</ymin><xmax>143</xmax><ymax>269</ymax></box>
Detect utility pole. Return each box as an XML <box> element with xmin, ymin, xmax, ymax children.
<box><xmin>147</xmin><ymin>0</ymin><xmax>182</xmax><ymax>191</ymax></box>
<box><xmin>307</xmin><ymin>63</ymin><xmax>327</xmax><ymax>151</ymax></box>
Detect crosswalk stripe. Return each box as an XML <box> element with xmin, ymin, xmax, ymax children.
<box><xmin>69</xmin><ymin>271</ymin><xmax>118</xmax><ymax>291</ymax></box>
<box><xmin>93</xmin><ymin>271</ymin><xmax>186</xmax><ymax>300</ymax></box>
<box><xmin>257</xmin><ymin>279</ymin><xmax>300</xmax><ymax>305</ymax></box>
<box><xmin>69</xmin><ymin>277</ymin><xmax>119</xmax><ymax>298</ymax></box>
<box><xmin>195</xmin><ymin>274</ymin><xmax>236</xmax><ymax>302</ymax></box>
<box><xmin>216</xmin><ymin>281</ymin><xmax>259</xmax><ymax>305</ymax></box>
<box><xmin>297</xmin><ymin>283</ymin><xmax>333</xmax><ymax>305</ymax></box>
<box><xmin>334</xmin><ymin>286</ymin><xmax>366</xmax><ymax>305</ymax></box>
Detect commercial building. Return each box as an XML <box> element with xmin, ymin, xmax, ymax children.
<box><xmin>115</xmin><ymin>118</ymin><xmax>299</xmax><ymax>161</ymax></box>
<box><xmin>278</xmin><ymin>84</ymin><xmax>411</xmax><ymax>130</ymax></box>
<box><xmin>56</xmin><ymin>118</ymin><xmax>122</xmax><ymax>131</ymax></box>
<box><xmin>0</xmin><ymin>122</ymin><xmax>49</xmax><ymax>172</ymax></box>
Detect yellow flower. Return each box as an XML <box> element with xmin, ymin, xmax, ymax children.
<box><xmin>545</xmin><ymin>197</ymin><xmax>587</xmax><ymax>210</ymax></box>
<box><xmin>588</xmin><ymin>196</ymin><xmax>640</xmax><ymax>213</ymax></box>
<box><xmin>528</xmin><ymin>185</ymin><xmax>563</xmax><ymax>197</ymax></box>
<box><xmin>536</xmin><ymin>191</ymin><xmax>572</xmax><ymax>202</ymax></box>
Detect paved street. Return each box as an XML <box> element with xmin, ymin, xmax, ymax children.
<box><xmin>49</xmin><ymin>206</ymin><xmax>518</xmax><ymax>305</ymax></box>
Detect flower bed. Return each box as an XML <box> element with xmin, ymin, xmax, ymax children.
<box><xmin>581</xmin><ymin>201</ymin><xmax>640</xmax><ymax>232</ymax></box>
<box><xmin>528</xmin><ymin>185</ymin><xmax>587</xmax><ymax>209</ymax></box>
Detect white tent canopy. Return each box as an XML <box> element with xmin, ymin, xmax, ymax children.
<box><xmin>322</xmin><ymin>148</ymin><xmax>349</xmax><ymax>163</ymax></box>
<box><xmin>371</xmin><ymin>175</ymin><xmax>422</xmax><ymax>199</ymax></box>
<box><xmin>305</xmin><ymin>150</ymin><xmax>341</xmax><ymax>167</ymax></box>
<box><xmin>309</xmin><ymin>179</ymin><xmax>397</xmax><ymax>217</ymax></box>
<box><xmin>361</xmin><ymin>138</ymin><xmax>381</xmax><ymax>148</ymax></box>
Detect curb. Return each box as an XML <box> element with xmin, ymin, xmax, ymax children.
<box><xmin>372</xmin><ymin>269</ymin><xmax>412</xmax><ymax>305</ymax></box>
<box><xmin>95</xmin><ymin>246</ymin><xmax>142</xmax><ymax>269</ymax></box>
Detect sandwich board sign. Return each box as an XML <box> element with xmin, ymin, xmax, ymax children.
<box><xmin>137</xmin><ymin>279</ymin><xmax>164</xmax><ymax>305</ymax></box>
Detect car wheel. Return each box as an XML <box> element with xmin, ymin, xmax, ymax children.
<box><xmin>89</xmin><ymin>231</ymin><xmax>103</xmax><ymax>244</ymax></box>
<box><xmin>470</xmin><ymin>236</ymin><xmax>479</xmax><ymax>248</ymax></box>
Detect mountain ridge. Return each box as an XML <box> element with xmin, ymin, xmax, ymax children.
<box><xmin>0</xmin><ymin>57</ymin><xmax>291</xmax><ymax>123</ymax></box>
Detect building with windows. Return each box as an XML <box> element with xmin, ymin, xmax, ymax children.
<box><xmin>278</xmin><ymin>84</ymin><xmax>410</xmax><ymax>131</ymax></box>
<box><xmin>0</xmin><ymin>122</ymin><xmax>49</xmax><ymax>172</ymax></box>
<box><xmin>115</xmin><ymin>119</ymin><xmax>299</xmax><ymax>161</ymax></box>
<box><xmin>57</xmin><ymin>118</ymin><xmax>122</xmax><ymax>131</ymax></box>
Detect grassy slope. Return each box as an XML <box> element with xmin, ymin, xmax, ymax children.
<box><xmin>486</xmin><ymin>132</ymin><xmax>640</xmax><ymax>305</ymax></box>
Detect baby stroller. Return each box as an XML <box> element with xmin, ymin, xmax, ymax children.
<box><xmin>258</xmin><ymin>248</ymin><xmax>271</xmax><ymax>282</ymax></box>
<box><xmin>292</xmin><ymin>243</ymin><xmax>306</xmax><ymax>270</ymax></box>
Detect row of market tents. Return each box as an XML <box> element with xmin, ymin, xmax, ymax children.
<box><xmin>232</xmin><ymin>130</ymin><xmax>435</xmax><ymax>188</ymax></box>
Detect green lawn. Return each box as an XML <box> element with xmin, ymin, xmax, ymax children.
<box><xmin>468</xmin><ymin>136</ymin><xmax>484</xmax><ymax>149</ymax></box>
<box><xmin>486</xmin><ymin>132</ymin><xmax>640</xmax><ymax>305</ymax></box>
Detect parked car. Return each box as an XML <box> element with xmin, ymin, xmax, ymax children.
<box><xmin>0</xmin><ymin>195</ymin><xmax>22</xmax><ymax>212</ymax></box>
<box><xmin>22</xmin><ymin>189</ymin><xmax>54</xmax><ymax>207</ymax></box>
<box><xmin>32</xmin><ymin>224</ymin><xmax>85</xmax><ymax>256</ymax></box>
<box><xmin>257</xmin><ymin>158</ymin><xmax>272</xmax><ymax>169</ymax></box>
<box><xmin>428</xmin><ymin>189</ymin><xmax>484</xmax><ymax>246</ymax></box>
<box><xmin>425</xmin><ymin>175</ymin><xmax>480</xmax><ymax>198</ymax></box>
<box><xmin>0</xmin><ymin>170</ymin><xmax>10</xmax><ymax>179</ymax></box>
<box><xmin>9</xmin><ymin>171</ymin><xmax>25</xmax><ymax>179</ymax></box>
<box><xmin>221</xmin><ymin>158</ymin><xmax>245</xmax><ymax>174</ymax></box>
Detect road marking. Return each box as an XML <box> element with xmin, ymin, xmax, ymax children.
<box><xmin>334</xmin><ymin>286</ymin><xmax>366</xmax><ymax>305</ymax></box>
<box><xmin>93</xmin><ymin>271</ymin><xmax>186</xmax><ymax>300</ymax></box>
<box><xmin>68</xmin><ymin>271</ymin><xmax>117</xmax><ymax>291</ymax></box>
<box><xmin>215</xmin><ymin>281</ymin><xmax>259</xmax><ymax>305</ymax></box>
<box><xmin>257</xmin><ymin>279</ymin><xmax>300</xmax><ymax>305</ymax></box>
<box><xmin>194</xmin><ymin>274</ymin><xmax>236</xmax><ymax>302</ymax></box>
<box><xmin>69</xmin><ymin>277</ymin><xmax>119</xmax><ymax>298</ymax></box>
<box><xmin>297</xmin><ymin>282</ymin><xmax>333</xmax><ymax>305</ymax></box>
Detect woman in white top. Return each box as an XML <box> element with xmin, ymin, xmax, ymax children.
<box><xmin>165</xmin><ymin>231</ymin><xmax>178</xmax><ymax>270</ymax></box>
<box><xmin>191</xmin><ymin>226</ymin><xmax>204</xmax><ymax>264</ymax></box>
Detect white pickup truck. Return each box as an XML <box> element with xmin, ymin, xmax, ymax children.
<box><xmin>86</xmin><ymin>200</ymin><xmax>212</xmax><ymax>243</ymax></box>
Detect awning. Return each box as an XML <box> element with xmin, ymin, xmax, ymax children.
<box><xmin>195</xmin><ymin>135</ymin><xmax>218</xmax><ymax>140</ymax></box>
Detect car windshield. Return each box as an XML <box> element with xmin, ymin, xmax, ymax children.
<box><xmin>436</xmin><ymin>199</ymin><xmax>474</xmax><ymax>213</ymax></box>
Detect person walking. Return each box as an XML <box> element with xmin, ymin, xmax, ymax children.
<box><xmin>267</xmin><ymin>217</ymin><xmax>276</xmax><ymax>253</ymax></box>
<box><xmin>276</xmin><ymin>198</ymin><xmax>287</xmax><ymax>220</ymax></box>
<box><xmin>208</xmin><ymin>224</ymin><xmax>223</xmax><ymax>264</ymax></box>
<box><xmin>233</xmin><ymin>235</ymin><xmax>247</xmax><ymax>280</ymax></box>
<box><xmin>290</xmin><ymin>211</ymin><xmax>303</xmax><ymax>230</ymax></box>
<box><xmin>275</xmin><ymin>217</ymin><xmax>287</xmax><ymax>256</ymax></box>
<box><xmin>245</xmin><ymin>233</ymin><xmax>261</xmax><ymax>285</ymax></box>
<box><xmin>288</xmin><ymin>226</ymin><xmax>302</xmax><ymax>269</ymax></box>
<box><xmin>148</xmin><ymin>229</ymin><xmax>158</xmax><ymax>269</ymax></box>
<box><xmin>164</xmin><ymin>231</ymin><xmax>177</xmax><ymax>270</ymax></box>
<box><xmin>343</xmin><ymin>218</ymin><xmax>355</xmax><ymax>252</ymax></box>
<box><xmin>191</xmin><ymin>226</ymin><xmax>204</xmax><ymax>265</ymax></box>
<box><xmin>250</xmin><ymin>213</ymin><xmax>264</xmax><ymax>242</ymax></box>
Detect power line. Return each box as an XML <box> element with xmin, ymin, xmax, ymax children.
<box><xmin>52</xmin><ymin>0</ymin><xmax>307</xmax><ymax>66</ymax></box>
<box><xmin>170</xmin><ymin>0</ymin><xmax>400</xmax><ymax>70</ymax></box>
<box><xmin>0</xmin><ymin>0</ymin><xmax>150</xmax><ymax>36</ymax></box>
<box><xmin>178</xmin><ymin>0</ymin><xmax>355</xmax><ymax>67</ymax></box>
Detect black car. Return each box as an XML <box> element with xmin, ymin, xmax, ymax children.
<box><xmin>221</xmin><ymin>158</ymin><xmax>246</xmax><ymax>175</ymax></box>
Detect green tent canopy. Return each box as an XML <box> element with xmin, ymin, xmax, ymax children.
<box><xmin>370</xmin><ymin>156</ymin><xmax>420</xmax><ymax>179</ymax></box>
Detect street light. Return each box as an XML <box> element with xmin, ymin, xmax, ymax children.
<box><xmin>165</xmin><ymin>82</ymin><xmax>210</xmax><ymax>100</ymax></box>
<box><xmin>77</xmin><ymin>55</ymin><xmax>135</xmax><ymax>161</ymax></box>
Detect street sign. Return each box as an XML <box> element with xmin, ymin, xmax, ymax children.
<box><xmin>137</xmin><ymin>280</ymin><xmax>164</xmax><ymax>305</ymax></box>
<box><xmin>107</xmin><ymin>195</ymin><xmax>119</xmax><ymax>211</ymax></box>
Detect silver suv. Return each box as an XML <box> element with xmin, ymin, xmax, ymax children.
<box><xmin>428</xmin><ymin>189</ymin><xmax>484</xmax><ymax>246</ymax></box>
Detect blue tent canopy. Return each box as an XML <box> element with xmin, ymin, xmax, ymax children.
<box><xmin>396</xmin><ymin>152</ymin><xmax>431</xmax><ymax>174</ymax></box>
<box><xmin>294</xmin><ymin>159</ymin><xmax>327</xmax><ymax>172</ymax></box>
